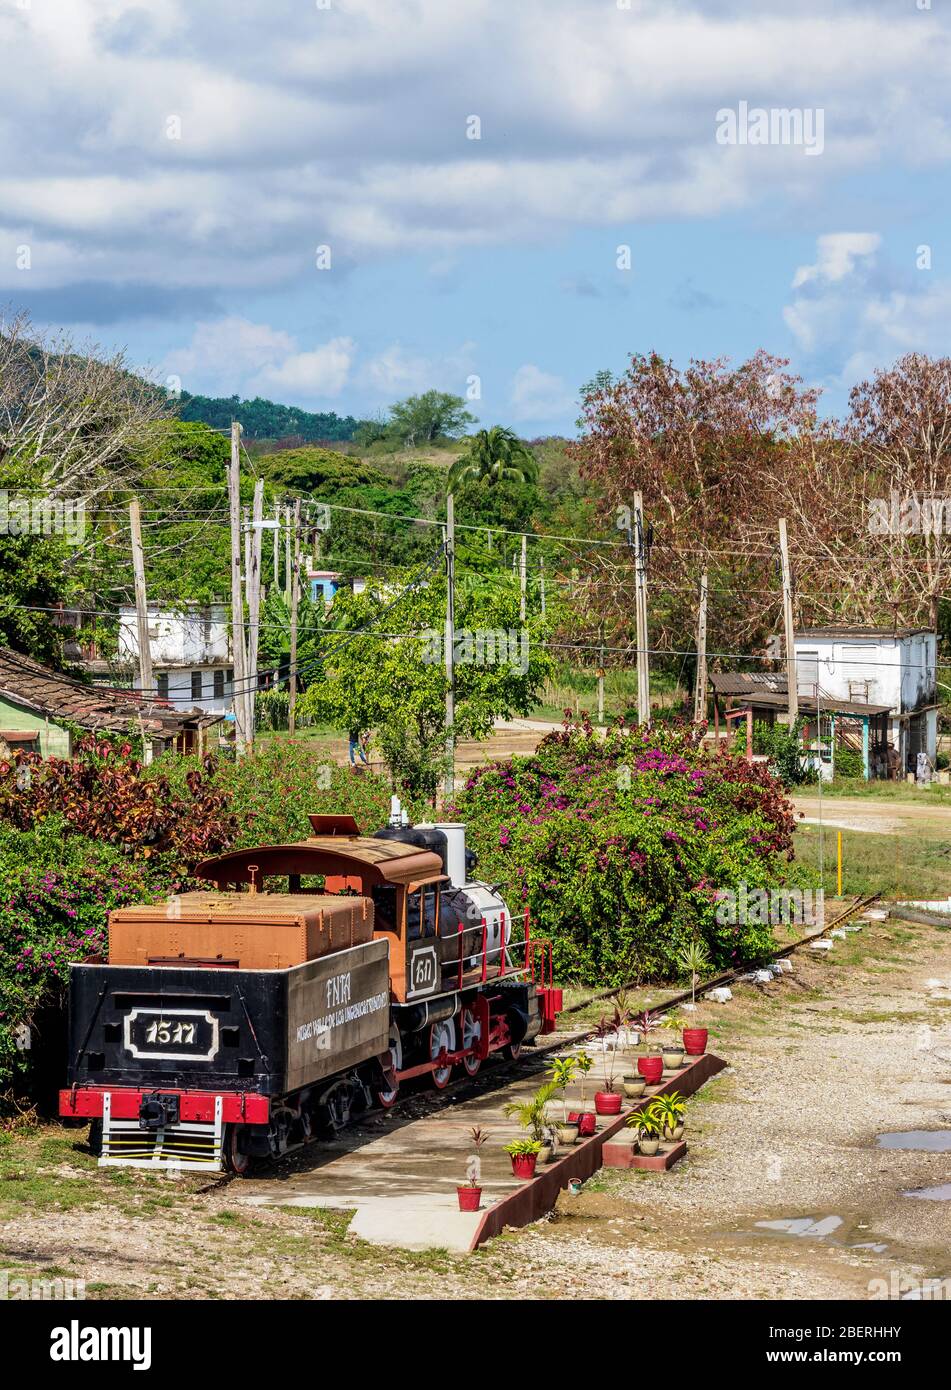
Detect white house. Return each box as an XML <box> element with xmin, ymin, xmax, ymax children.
<box><xmin>119</xmin><ymin>603</ymin><xmax>235</xmax><ymax>715</ymax></box>
<box><xmin>794</xmin><ymin>627</ymin><xmax>938</xmax><ymax>772</ymax></box>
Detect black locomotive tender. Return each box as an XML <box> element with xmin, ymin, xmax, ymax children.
<box><xmin>60</xmin><ymin>807</ymin><xmax>561</xmax><ymax>1173</ymax></box>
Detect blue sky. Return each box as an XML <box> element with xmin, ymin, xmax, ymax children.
<box><xmin>2</xmin><ymin>0</ymin><xmax>950</xmax><ymax>434</ymax></box>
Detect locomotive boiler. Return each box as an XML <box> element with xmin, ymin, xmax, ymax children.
<box><xmin>59</xmin><ymin>806</ymin><xmax>561</xmax><ymax>1174</ymax></box>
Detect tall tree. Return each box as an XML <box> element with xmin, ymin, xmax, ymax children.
<box><xmin>448</xmin><ymin>426</ymin><xmax>538</xmax><ymax>489</ymax></box>
<box><xmin>386</xmin><ymin>391</ymin><xmax>476</xmax><ymax>446</ymax></box>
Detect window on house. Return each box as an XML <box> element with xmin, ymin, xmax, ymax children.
<box><xmin>213</xmin><ymin>670</ymin><xmax>225</xmax><ymax>699</ymax></box>
<box><xmin>157</xmin><ymin>673</ymin><xmax>169</xmax><ymax>700</ymax></box>
<box><xmin>191</xmin><ymin>671</ymin><xmax>203</xmax><ymax>701</ymax></box>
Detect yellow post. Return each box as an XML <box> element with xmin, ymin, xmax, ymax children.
<box><xmin>837</xmin><ymin>830</ymin><xmax>842</xmax><ymax>898</ymax></box>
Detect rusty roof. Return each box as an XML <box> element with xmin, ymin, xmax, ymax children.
<box><xmin>0</xmin><ymin>645</ymin><xmax>219</xmax><ymax>738</ymax></box>
<box><xmin>197</xmin><ymin>837</ymin><xmax>444</xmax><ymax>888</ymax></box>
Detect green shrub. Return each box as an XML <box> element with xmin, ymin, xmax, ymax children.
<box><xmin>833</xmin><ymin>745</ymin><xmax>865</xmax><ymax>779</ymax></box>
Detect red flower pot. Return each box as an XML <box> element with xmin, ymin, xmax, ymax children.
<box><xmin>457</xmin><ymin>1185</ymin><xmax>482</xmax><ymax>1212</ymax></box>
<box><xmin>637</xmin><ymin>1056</ymin><xmax>664</xmax><ymax>1084</ymax></box>
<box><xmin>594</xmin><ymin>1091</ymin><xmax>622</xmax><ymax>1115</ymax></box>
<box><xmin>569</xmin><ymin>1111</ymin><xmax>597</xmax><ymax>1136</ymax></box>
<box><xmin>682</xmin><ymin>1027</ymin><xmax>708</xmax><ymax>1056</ymax></box>
<box><xmin>510</xmin><ymin>1154</ymin><xmax>538</xmax><ymax>1180</ymax></box>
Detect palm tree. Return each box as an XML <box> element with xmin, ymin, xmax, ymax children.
<box><xmin>448</xmin><ymin>426</ymin><xmax>539</xmax><ymax>490</ymax></box>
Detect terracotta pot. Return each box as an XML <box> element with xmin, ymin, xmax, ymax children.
<box><xmin>637</xmin><ymin>1056</ymin><xmax>663</xmax><ymax>1084</ymax></box>
<box><xmin>457</xmin><ymin>1185</ymin><xmax>482</xmax><ymax>1212</ymax></box>
<box><xmin>556</xmin><ymin>1123</ymin><xmax>579</xmax><ymax>1146</ymax></box>
<box><xmin>682</xmin><ymin>1027</ymin><xmax>708</xmax><ymax>1056</ymax></box>
<box><xmin>594</xmin><ymin>1090</ymin><xmax>623</xmax><ymax>1115</ymax></box>
<box><xmin>622</xmin><ymin>1073</ymin><xmax>647</xmax><ymax>1099</ymax></box>
<box><xmin>662</xmin><ymin>1049</ymin><xmax>685</xmax><ymax>1071</ymax></box>
<box><xmin>638</xmin><ymin>1137</ymin><xmax>661</xmax><ymax>1156</ymax></box>
<box><xmin>538</xmin><ymin>1144</ymin><xmax>554</xmax><ymax>1164</ymax></box>
<box><xmin>663</xmin><ymin>1123</ymin><xmax>685</xmax><ymax>1141</ymax></box>
<box><xmin>510</xmin><ymin>1153</ymin><xmax>538</xmax><ymax>1179</ymax></box>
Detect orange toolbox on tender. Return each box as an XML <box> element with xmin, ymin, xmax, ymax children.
<box><xmin>107</xmin><ymin>892</ymin><xmax>374</xmax><ymax>971</ymax></box>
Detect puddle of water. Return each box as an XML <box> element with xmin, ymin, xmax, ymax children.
<box><xmin>904</xmin><ymin>1183</ymin><xmax>951</xmax><ymax>1201</ymax></box>
<box><xmin>877</xmin><ymin>1130</ymin><xmax>951</xmax><ymax>1152</ymax></box>
<box><xmin>755</xmin><ymin>1215</ymin><xmax>843</xmax><ymax>1238</ymax></box>
<box><xmin>746</xmin><ymin>1215</ymin><xmax>889</xmax><ymax>1253</ymax></box>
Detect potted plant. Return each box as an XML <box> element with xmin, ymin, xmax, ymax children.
<box><xmin>660</xmin><ymin>1014</ymin><xmax>686</xmax><ymax>1072</ymax></box>
<box><xmin>652</xmin><ymin>1091</ymin><xmax>686</xmax><ymax>1141</ymax></box>
<box><xmin>633</xmin><ymin>1008</ymin><xmax>664</xmax><ymax>1085</ymax></box>
<box><xmin>504</xmin><ymin>1080</ymin><xmax>558</xmax><ymax>1163</ymax></box>
<box><xmin>549</xmin><ymin>1057</ymin><xmax>579</xmax><ymax>1146</ymax></box>
<box><xmin>627</xmin><ymin>1104</ymin><xmax>662</xmax><ymax>1157</ymax></box>
<box><xmin>569</xmin><ymin>1050</ymin><xmax>597</xmax><ymax>1135</ymax></box>
<box><xmin>678</xmin><ymin>939</ymin><xmax>711</xmax><ymax>1054</ymax></box>
<box><xmin>592</xmin><ymin>1015</ymin><xmax>623</xmax><ymax>1114</ymax></box>
<box><xmin>622</xmin><ymin>1070</ymin><xmax>647</xmax><ymax>1099</ymax></box>
<box><xmin>457</xmin><ymin>1126</ymin><xmax>489</xmax><ymax>1211</ymax></box>
<box><xmin>503</xmin><ymin>1138</ymin><xmax>542</xmax><ymax>1179</ymax></box>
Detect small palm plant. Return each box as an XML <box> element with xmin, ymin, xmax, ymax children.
<box><xmin>548</xmin><ymin>1057</ymin><xmax>577</xmax><ymax>1123</ymax></box>
<box><xmin>503</xmin><ymin>1081</ymin><xmax>558</xmax><ymax>1144</ymax></box>
<box><xmin>627</xmin><ymin>1103</ymin><xmax>662</xmax><ymax>1140</ymax></box>
<box><xmin>678</xmin><ymin>938</ymin><xmax>711</xmax><ymax>1008</ymax></box>
<box><xmin>575</xmin><ymin>1050</ymin><xmax>594</xmax><ymax>1108</ymax></box>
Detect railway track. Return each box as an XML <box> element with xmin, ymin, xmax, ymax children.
<box><xmin>195</xmin><ymin>892</ymin><xmax>884</xmax><ymax>1189</ymax></box>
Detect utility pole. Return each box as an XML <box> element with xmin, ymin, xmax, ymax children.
<box><xmin>243</xmin><ymin>504</ymin><xmax>251</xmax><ymax>591</ymax></box>
<box><xmin>128</xmin><ymin>497</ymin><xmax>154</xmax><ymax>766</ymax></box>
<box><xmin>444</xmin><ymin>493</ymin><xmax>456</xmax><ymax>803</ymax></box>
<box><xmin>778</xmin><ymin>518</ymin><xmax>798</xmax><ymax>727</ymax></box>
<box><xmin>519</xmin><ymin>532</ymin><xmax>527</xmax><ymax>624</ymax></box>
<box><xmin>273</xmin><ymin>500</ymin><xmax>280</xmax><ymax>589</ymax></box>
<box><xmin>539</xmin><ymin>555</ymin><xmax>546</xmax><ymax>619</ymax></box>
<box><xmin>284</xmin><ymin>503</ymin><xmax>292</xmax><ymax>605</ymax></box>
<box><xmin>228</xmin><ymin>421</ymin><xmax>249</xmax><ymax>756</ymax></box>
<box><xmin>288</xmin><ymin>497</ymin><xmax>301</xmax><ymax>735</ymax></box>
<box><xmin>246</xmin><ymin>478</ymin><xmax>264</xmax><ymax>742</ymax></box>
<box><xmin>633</xmin><ymin>491</ymin><xmax>651</xmax><ymax>725</ymax></box>
<box><xmin>597</xmin><ymin>636</ymin><xmax>605</xmax><ymax>727</ymax></box>
<box><xmin>693</xmin><ymin>570</ymin><xmax>708</xmax><ymax>726</ymax></box>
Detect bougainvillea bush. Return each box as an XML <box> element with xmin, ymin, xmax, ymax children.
<box><xmin>452</xmin><ymin>717</ymin><xmax>800</xmax><ymax>986</ymax></box>
<box><xmin>0</xmin><ymin>822</ymin><xmax>159</xmax><ymax>1085</ymax></box>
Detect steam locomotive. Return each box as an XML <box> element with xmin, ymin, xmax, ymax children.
<box><xmin>58</xmin><ymin>803</ymin><xmax>561</xmax><ymax>1174</ymax></box>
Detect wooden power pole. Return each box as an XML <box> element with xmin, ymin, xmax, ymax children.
<box><xmin>693</xmin><ymin>570</ymin><xmax>708</xmax><ymax>726</ymax></box>
<box><xmin>246</xmin><ymin>478</ymin><xmax>265</xmax><ymax>740</ymax></box>
<box><xmin>288</xmin><ymin>498</ymin><xmax>302</xmax><ymax>735</ymax></box>
<box><xmin>444</xmin><ymin>493</ymin><xmax>456</xmax><ymax>802</ymax></box>
<box><xmin>634</xmin><ymin>491</ymin><xmax>651</xmax><ymax>725</ymax></box>
<box><xmin>778</xmin><ymin>518</ymin><xmax>798</xmax><ymax>726</ymax></box>
<box><xmin>129</xmin><ymin>497</ymin><xmax>154</xmax><ymax>765</ymax></box>
<box><xmin>519</xmin><ymin>532</ymin><xmax>527</xmax><ymax>624</ymax></box>
<box><xmin>228</xmin><ymin>421</ymin><xmax>249</xmax><ymax>756</ymax></box>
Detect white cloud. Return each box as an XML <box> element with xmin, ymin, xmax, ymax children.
<box><xmin>510</xmin><ymin>364</ymin><xmax>573</xmax><ymax>421</ymax></box>
<box><xmin>1</xmin><ymin>1</ymin><xmax>950</xmax><ymax>308</ymax></box>
<box><xmin>784</xmin><ymin>235</ymin><xmax>951</xmax><ymax>383</ymax></box>
<box><xmin>791</xmin><ymin>232</ymin><xmax>881</xmax><ymax>289</ymax></box>
<box><xmin>164</xmin><ymin>319</ymin><xmax>354</xmax><ymax>399</ymax></box>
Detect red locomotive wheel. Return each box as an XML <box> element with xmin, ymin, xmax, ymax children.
<box><xmin>429</xmin><ymin>1018</ymin><xmax>456</xmax><ymax>1089</ymax></box>
<box><xmin>459</xmin><ymin>1006</ymin><xmax>482</xmax><ymax>1077</ymax></box>
<box><xmin>377</xmin><ymin>1027</ymin><xmax>403</xmax><ymax>1109</ymax></box>
<box><xmin>223</xmin><ymin>1123</ymin><xmax>253</xmax><ymax>1177</ymax></box>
